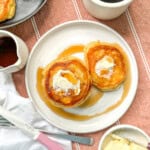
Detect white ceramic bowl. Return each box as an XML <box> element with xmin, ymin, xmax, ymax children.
<box><xmin>82</xmin><ymin>0</ymin><xmax>133</xmax><ymax>20</ymax></box>
<box><xmin>98</xmin><ymin>124</ymin><xmax>150</xmax><ymax>150</ymax></box>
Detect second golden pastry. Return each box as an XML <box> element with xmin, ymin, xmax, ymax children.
<box><xmin>84</xmin><ymin>41</ymin><xmax>126</xmax><ymax>91</ymax></box>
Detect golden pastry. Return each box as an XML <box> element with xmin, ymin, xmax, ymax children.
<box><xmin>0</xmin><ymin>0</ymin><xmax>16</xmax><ymax>22</ymax></box>
<box><xmin>84</xmin><ymin>41</ymin><xmax>126</xmax><ymax>91</ymax></box>
<box><xmin>41</xmin><ymin>56</ymin><xmax>91</xmax><ymax>108</ymax></box>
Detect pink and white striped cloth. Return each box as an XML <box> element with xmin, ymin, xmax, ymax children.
<box><xmin>5</xmin><ymin>0</ymin><xmax>150</xmax><ymax>150</ymax></box>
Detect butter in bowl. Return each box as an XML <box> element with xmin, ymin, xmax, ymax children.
<box><xmin>98</xmin><ymin>124</ymin><xmax>150</xmax><ymax>150</ymax></box>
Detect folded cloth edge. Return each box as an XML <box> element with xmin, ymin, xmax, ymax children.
<box><xmin>0</xmin><ymin>72</ymin><xmax>72</xmax><ymax>150</ymax></box>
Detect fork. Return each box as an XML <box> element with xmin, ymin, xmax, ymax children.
<box><xmin>0</xmin><ymin>115</ymin><xmax>94</xmax><ymax>145</ymax></box>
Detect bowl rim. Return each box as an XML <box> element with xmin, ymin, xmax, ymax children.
<box><xmin>91</xmin><ymin>0</ymin><xmax>133</xmax><ymax>8</ymax></box>
<box><xmin>98</xmin><ymin>124</ymin><xmax>150</xmax><ymax>149</ymax></box>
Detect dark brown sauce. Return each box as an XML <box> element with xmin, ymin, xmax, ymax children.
<box><xmin>0</xmin><ymin>37</ymin><xmax>17</xmax><ymax>67</ymax></box>
<box><xmin>100</xmin><ymin>0</ymin><xmax>124</xmax><ymax>3</ymax></box>
<box><xmin>36</xmin><ymin>44</ymin><xmax>131</xmax><ymax>121</ymax></box>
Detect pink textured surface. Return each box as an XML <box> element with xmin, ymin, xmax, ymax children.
<box><xmin>7</xmin><ymin>0</ymin><xmax>150</xmax><ymax>149</ymax></box>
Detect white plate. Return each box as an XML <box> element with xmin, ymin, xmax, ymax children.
<box><xmin>25</xmin><ymin>20</ymin><xmax>138</xmax><ymax>133</ymax></box>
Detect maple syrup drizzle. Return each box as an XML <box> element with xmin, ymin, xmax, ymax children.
<box><xmin>36</xmin><ymin>44</ymin><xmax>131</xmax><ymax>121</ymax></box>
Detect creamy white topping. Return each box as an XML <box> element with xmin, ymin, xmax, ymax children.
<box><xmin>103</xmin><ymin>134</ymin><xmax>147</xmax><ymax>150</ymax></box>
<box><xmin>95</xmin><ymin>56</ymin><xmax>115</xmax><ymax>79</ymax></box>
<box><xmin>52</xmin><ymin>70</ymin><xmax>80</xmax><ymax>95</ymax></box>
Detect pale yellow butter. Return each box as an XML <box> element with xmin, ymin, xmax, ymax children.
<box><xmin>52</xmin><ymin>70</ymin><xmax>80</xmax><ymax>95</ymax></box>
<box><xmin>95</xmin><ymin>56</ymin><xmax>115</xmax><ymax>79</ymax></box>
<box><xmin>103</xmin><ymin>134</ymin><xmax>147</xmax><ymax>150</ymax></box>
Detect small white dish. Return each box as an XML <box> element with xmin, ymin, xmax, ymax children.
<box><xmin>0</xmin><ymin>30</ymin><xmax>29</xmax><ymax>73</ymax></box>
<box><xmin>98</xmin><ymin>124</ymin><xmax>150</xmax><ymax>150</ymax></box>
<box><xmin>82</xmin><ymin>0</ymin><xmax>133</xmax><ymax>20</ymax></box>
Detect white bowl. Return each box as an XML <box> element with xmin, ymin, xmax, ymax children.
<box><xmin>82</xmin><ymin>0</ymin><xmax>133</xmax><ymax>20</ymax></box>
<box><xmin>98</xmin><ymin>124</ymin><xmax>150</xmax><ymax>150</ymax></box>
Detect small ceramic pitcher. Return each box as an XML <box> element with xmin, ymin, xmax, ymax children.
<box><xmin>0</xmin><ymin>30</ymin><xmax>29</xmax><ymax>73</ymax></box>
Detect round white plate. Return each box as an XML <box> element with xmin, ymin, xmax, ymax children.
<box><xmin>25</xmin><ymin>20</ymin><xmax>138</xmax><ymax>133</ymax></box>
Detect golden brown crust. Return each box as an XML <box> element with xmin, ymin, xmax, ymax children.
<box><xmin>0</xmin><ymin>0</ymin><xmax>16</xmax><ymax>22</ymax></box>
<box><xmin>84</xmin><ymin>41</ymin><xmax>126</xmax><ymax>91</ymax></box>
<box><xmin>42</xmin><ymin>56</ymin><xmax>91</xmax><ymax>108</ymax></box>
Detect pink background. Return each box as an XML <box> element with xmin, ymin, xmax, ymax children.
<box><xmin>6</xmin><ymin>0</ymin><xmax>150</xmax><ymax>149</ymax></box>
